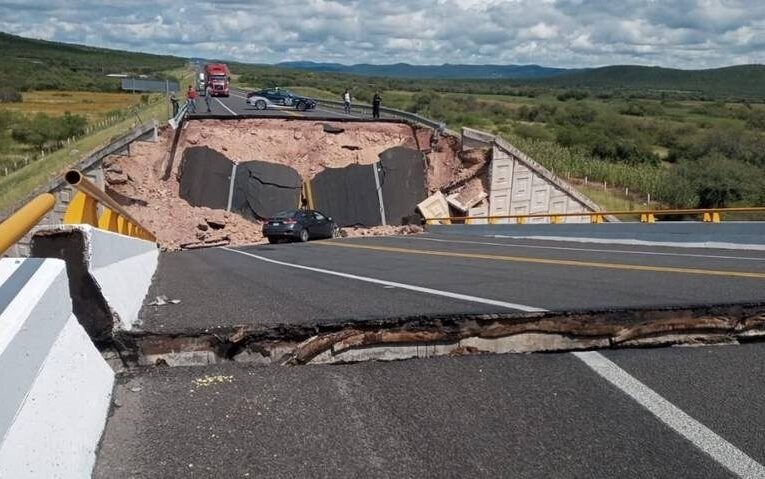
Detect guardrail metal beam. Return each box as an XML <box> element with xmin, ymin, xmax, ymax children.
<box><xmin>64</xmin><ymin>170</ymin><xmax>156</xmax><ymax>242</ymax></box>
<box><xmin>426</xmin><ymin>206</ymin><xmax>765</xmax><ymax>225</ymax></box>
<box><xmin>0</xmin><ymin>194</ymin><xmax>56</xmax><ymax>255</ymax></box>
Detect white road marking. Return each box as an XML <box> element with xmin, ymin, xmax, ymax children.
<box><xmin>220</xmin><ymin>246</ymin><xmax>545</xmax><ymax>312</ymax></box>
<box><xmin>574</xmin><ymin>351</ymin><xmax>765</xmax><ymax>479</ymax></box>
<box><xmin>214</xmin><ymin>97</ymin><xmax>237</xmax><ymax>115</ymax></box>
<box><xmin>224</xmin><ymin>243</ymin><xmax>764</xmax><ymax>475</ymax></box>
<box><xmin>492</xmin><ymin>235</ymin><xmax>765</xmax><ymax>252</ymax></box>
<box><xmin>408</xmin><ymin>236</ymin><xmax>765</xmax><ymax>262</ymax></box>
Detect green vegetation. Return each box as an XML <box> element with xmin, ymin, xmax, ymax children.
<box><xmin>0</xmin><ymin>32</ymin><xmax>184</xmax><ymax>93</ymax></box>
<box><xmin>233</xmin><ymin>62</ymin><xmax>765</xmax><ymax>210</ymax></box>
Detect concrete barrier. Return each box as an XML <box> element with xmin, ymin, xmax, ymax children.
<box><xmin>426</xmin><ymin>222</ymin><xmax>765</xmax><ymax>249</ymax></box>
<box><xmin>0</xmin><ymin>258</ymin><xmax>114</xmax><ymax>478</ymax></box>
<box><xmin>31</xmin><ymin>225</ymin><xmax>159</xmax><ymax>340</ymax></box>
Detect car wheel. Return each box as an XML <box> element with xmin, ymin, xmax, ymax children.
<box><xmin>331</xmin><ymin>226</ymin><xmax>341</xmax><ymax>239</ymax></box>
<box><xmin>267</xmin><ymin>236</ymin><xmax>278</xmax><ymax>244</ymax></box>
<box><xmin>298</xmin><ymin>229</ymin><xmax>310</xmax><ymax>243</ymax></box>
<box><xmin>297</xmin><ymin>101</ymin><xmax>307</xmax><ymax>112</ymax></box>
<box><xmin>255</xmin><ymin>99</ymin><xmax>267</xmax><ymax>110</ymax></box>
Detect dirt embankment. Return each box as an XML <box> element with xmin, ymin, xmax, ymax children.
<box><xmin>105</xmin><ymin>119</ymin><xmax>485</xmax><ymax>250</ymax></box>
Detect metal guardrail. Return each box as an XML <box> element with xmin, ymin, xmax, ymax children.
<box><xmin>426</xmin><ymin>207</ymin><xmax>765</xmax><ymax>225</ymax></box>
<box><xmin>0</xmin><ymin>194</ymin><xmax>56</xmax><ymax>254</ymax></box>
<box><xmin>63</xmin><ymin>170</ymin><xmax>156</xmax><ymax>241</ymax></box>
<box><xmin>314</xmin><ymin>99</ymin><xmax>446</xmax><ymax>132</ymax></box>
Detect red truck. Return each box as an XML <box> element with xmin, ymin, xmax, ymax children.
<box><xmin>203</xmin><ymin>63</ymin><xmax>230</xmax><ymax>97</ymax></box>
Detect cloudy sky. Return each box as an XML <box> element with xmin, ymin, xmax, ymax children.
<box><xmin>1</xmin><ymin>0</ymin><xmax>764</xmax><ymax>68</ymax></box>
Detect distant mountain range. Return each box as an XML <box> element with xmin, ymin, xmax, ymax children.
<box><xmin>275</xmin><ymin>61</ymin><xmax>572</xmax><ymax>79</ymax></box>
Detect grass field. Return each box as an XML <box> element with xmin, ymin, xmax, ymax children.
<box><xmin>0</xmin><ymin>91</ymin><xmax>147</xmax><ymax>120</ymax></box>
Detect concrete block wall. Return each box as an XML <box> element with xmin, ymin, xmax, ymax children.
<box><xmin>0</xmin><ymin>258</ymin><xmax>114</xmax><ymax>478</ymax></box>
<box><xmin>488</xmin><ymin>136</ymin><xmax>604</xmax><ymax>224</ymax></box>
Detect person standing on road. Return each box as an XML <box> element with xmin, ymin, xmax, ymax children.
<box><xmin>343</xmin><ymin>89</ymin><xmax>352</xmax><ymax>114</ymax></box>
<box><xmin>205</xmin><ymin>84</ymin><xmax>213</xmax><ymax>112</ymax></box>
<box><xmin>186</xmin><ymin>85</ymin><xmax>197</xmax><ymax>113</ymax></box>
<box><xmin>372</xmin><ymin>91</ymin><xmax>382</xmax><ymax>119</ymax></box>
<box><xmin>169</xmin><ymin>92</ymin><xmax>179</xmax><ymax>117</ymax></box>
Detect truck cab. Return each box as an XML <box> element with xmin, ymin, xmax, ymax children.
<box><xmin>203</xmin><ymin>63</ymin><xmax>230</xmax><ymax>97</ymax></box>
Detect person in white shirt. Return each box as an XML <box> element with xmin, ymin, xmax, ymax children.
<box><xmin>342</xmin><ymin>89</ymin><xmax>351</xmax><ymax>113</ymax></box>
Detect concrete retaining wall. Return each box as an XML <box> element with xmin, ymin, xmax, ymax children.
<box><xmin>427</xmin><ymin>222</ymin><xmax>765</xmax><ymax>248</ymax></box>
<box><xmin>1</xmin><ymin>121</ymin><xmax>158</xmax><ymax>258</ymax></box>
<box><xmin>31</xmin><ymin>225</ymin><xmax>159</xmax><ymax>340</ymax></box>
<box><xmin>0</xmin><ymin>258</ymin><xmax>114</xmax><ymax>478</ymax></box>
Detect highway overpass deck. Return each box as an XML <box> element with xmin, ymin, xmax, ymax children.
<box><xmin>94</xmin><ymin>343</ymin><xmax>765</xmax><ymax>478</ymax></box>
<box><xmin>137</xmin><ymin>233</ymin><xmax>765</xmax><ymax>335</ymax></box>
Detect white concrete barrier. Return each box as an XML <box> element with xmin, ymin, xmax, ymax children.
<box><xmin>0</xmin><ymin>258</ymin><xmax>114</xmax><ymax>478</ymax></box>
<box><xmin>31</xmin><ymin>225</ymin><xmax>159</xmax><ymax>339</ymax></box>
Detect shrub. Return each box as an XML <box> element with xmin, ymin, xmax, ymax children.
<box><xmin>0</xmin><ymin>88</ymin><xmax>22</xmax><ymax>103</ymax></box>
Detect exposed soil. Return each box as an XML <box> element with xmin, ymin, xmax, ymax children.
<box><xmin>104</xmin><ymin>119</ymin><xmax>484</xmax><ymax>250</ymax></box>
<box><xmin>180</xmin><ymin>119</ymin><xmax>419</xmax><ymax>179</ymax></box>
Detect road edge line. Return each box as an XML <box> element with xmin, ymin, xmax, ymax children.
<box><xmin>219</xmin><ymin>246</ymin><xmax>545</xmax><ymax>312</ymax></box>
<box><xmin>574</xmin><ymin>351</ymin><xmax>765</xmax><ymax>479</ymax></box>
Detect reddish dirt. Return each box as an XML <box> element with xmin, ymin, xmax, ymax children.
<box><xmin>180</xmin><ymin>119</ymin><xmax>419</xmax><ymax>179</ymax></box>
<box><xmin>104</xmin><ymin>119</ymin><xmax>482</xmax><ymax>250</ymax></box>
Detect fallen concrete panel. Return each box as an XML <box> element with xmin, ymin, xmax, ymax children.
<box><xmin>178</xmin><ymin>146</ymin><xmax>233</xmax><ymax>210</ymax></box>
<box><xmin>31</xmin><ymin>225</ymin><xmax>159</xmax><ymax>339</ymax></box>
<box><xmin>311</xmin><ymin>164</ymin><xmax>381</xmax><ymax>227</ymax></box>
<box><xmin>378</xmin><ymin>147</ymin><xmax>427</xmax><ymax>225</ymax></box>
<box><xmin>417</xmin><ymin>191</ymin><xmax>450</xmax><ymax>224</ymax></box>
<box><xmin>231</xmin><ymin>160</ymin><xmax>302</xmax><ymax>220</ymax></box>
<box><xmin>0</xmin><ymin>258</ymin><xmax>113</xmax><ymax>479</ymax></box>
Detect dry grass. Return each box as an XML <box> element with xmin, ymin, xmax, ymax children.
<box><xmin>1</xmin><ymin>91</ymin><xmax>145</xmax><ymax>120</ymax></box>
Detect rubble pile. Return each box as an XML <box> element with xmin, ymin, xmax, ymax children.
<box><xmin>104</xmin><ymin>119</ymin><xmax>489</xmax><ymax>250</ymax></box>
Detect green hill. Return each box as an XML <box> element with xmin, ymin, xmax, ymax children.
<box><xmin>543</xmin><ymin>65</ymin><xmax>765</xmax><ymax>100</ymax></box>
<box><xmin>0</xmin><ymin>32</ymin><xmax>185</xmax><ymax>92</ymax></box>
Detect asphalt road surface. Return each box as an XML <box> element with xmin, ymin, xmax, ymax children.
<box><xmin>94</xmin><ymin>342</ymin><xmax>765</xmax><ymax>478</ymax></box>
<box><xmin>139</xmin><ymin>233</ymin><xmax>765</xmax><ymax>334</ymax></box>
<box><xmin>187</xmin><ymin>85</ymin><xmax>364</xmax><ymax>120</ymax></box>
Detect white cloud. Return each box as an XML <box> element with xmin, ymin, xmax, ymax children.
<box><xmin>1</xmin><ymin>0</ymin><xmax>764</xmax><ymax>68</ymax></box>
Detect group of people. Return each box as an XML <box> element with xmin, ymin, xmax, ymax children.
<box><xmin>169</xmin><ymin>84</ymin><xmax>214</xmax><ymax>117</ymax></box>
<box><xmin>342</xmin><ymin>89</ymin><xmax>383</xmax><ymax>119</ymax></box>
<box><xmin>171</xmin><ymin>85</ymin><xmax>384</xmax><ymax>119</ymax></box>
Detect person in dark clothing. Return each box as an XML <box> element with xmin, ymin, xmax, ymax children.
<box><xmin>372</xmin><ymin>91</ymin><xmax>382</xmax><ymax>119</ymax></box>
<box><xmin>169</xmin><ymin>92</ymin><xmax>179</xmax><ymax>117</ymax></box>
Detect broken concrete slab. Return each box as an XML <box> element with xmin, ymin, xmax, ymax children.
<box><xmin>417</xmin><ymin>191</ymin><xmax>450</xmax><ymax>224</ymax></box>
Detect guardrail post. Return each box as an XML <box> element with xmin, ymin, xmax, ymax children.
<box><xmin>590</xmin><ymin>214</ymin><xmax>604</xmax><ymax>224</ymax></box>
<box><xmin>64</xmin><ymin>191</ymin><xmax>98</xmax><ymax>226</ymax></box>
<box><xmin>516</xmin><ymin>217</ymin><xmax>526</xmax><ymax>225</ymax></box>
<box><xmin>640</xmin><ymin>213</ymin><xmax>656</xmax><ymax>224</ymax></box>
<box><xmin>550</xmin><ymin>215</ymin><xmax>563</xmax><ymax>224</ymax></box>
<box><xmin>703</xmin><ymin>212</ymin><xmax>721</xmax><ymax>223</ymax></box>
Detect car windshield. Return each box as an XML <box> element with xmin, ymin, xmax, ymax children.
<box><xmin>209</xmin><ymin>75</ymin><xmax>226</xmax><ymax>81</ymax></box>
<box><xmin>271</xmin><ymin>210</ymin><xmax>299</xmax><ymax>219</ymax></box>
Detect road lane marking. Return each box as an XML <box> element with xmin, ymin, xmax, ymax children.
<box><xmin>219</xmin><ymin>247</ymin><xmax>545</xmax><ymax>312</ymax></box>
<box><xmin>574</xmin><ymin>351</ymin><xmax>765</xmax><ymax>478</ymax></box>
<box><xmin>317</xmin><ymin>241</ymin><xmax>765</xmax><ymax>280</ymax></box>
<box><xmin>214</xmin><ymin>97</ymin><xmax>237</xmax><ymax>115</ymax></box>
<box><xmin>408</xmin><ymin>236</ymin><xmax>765</xmax><ymax>262</ymax></box>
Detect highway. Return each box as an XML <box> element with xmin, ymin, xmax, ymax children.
<box><xmin>139</xmin><ymin>233</ymin><xmax>765</xmax><ymax>334</ymax></box>
<box><xmin>95</xmin><ymin>342</ymin><xmax>765</xmax><ymax>478</ymax></box>
<box><xmin>187</xmin><ymin>85</ymin><xmax>363</xmax><ymax>119</ymax></box>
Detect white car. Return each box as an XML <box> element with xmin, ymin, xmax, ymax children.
<box><xmin>245</xmin><ymin>88</ymin><xmax>316</xmax><ymax>111</ymax></box>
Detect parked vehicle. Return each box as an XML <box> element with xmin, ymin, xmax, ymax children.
<box><xmin>262</xmin><ymin>209</ymin><xmax>339</xmax><ymax>243</ymax></box>
<box><xmin>246</xmin><ymin>88</ymin><xmax>316</xmax><ymax>111</ymax></box>
<box><xmin>203</xmin><ymin>63</ymin><xmax>230</xmax><ymax>97</ymax></box>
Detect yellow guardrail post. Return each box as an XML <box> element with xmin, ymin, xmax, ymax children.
<box><xmin>590</xmin><ymin>214</ymin><xmax>604</xmax><ymax>224</ymax></box>
<box><xmin>516</xmin><ymin>216</ymin><xmax>526</xmax><ymax>225</ymax></box>
<box><xmin>64</xmin><ymin>170</ymin><xmax>156</xmax><ymax>242</ymax></box>
<box><xmin>0</xmin><ymin>194</ymin><xmax>56</xmax><ymax>255</ymax></box>
<box><xmin>550</xmin><ymin>215</ymin><xmax>563</xmax><ymax>224</ymax></box>
<box><xmin>640</xmin><ymin>213</ymin><xmax>656</xmax><ymax>224</ymax></box>
<box><xmin>703</xmin><ymin>212</ymin><xmax>721</xmax><ymax>223</ymax></box>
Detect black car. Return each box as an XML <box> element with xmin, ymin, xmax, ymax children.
<box><xmin>246</xmin><ymin>88</ymin><xmax>317</xmax><ymax>111</ymax></box>
<box><xmin>263</xmin><ymin>209</ymin><xmax>339</xmax><ymax>243</ymax></box>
